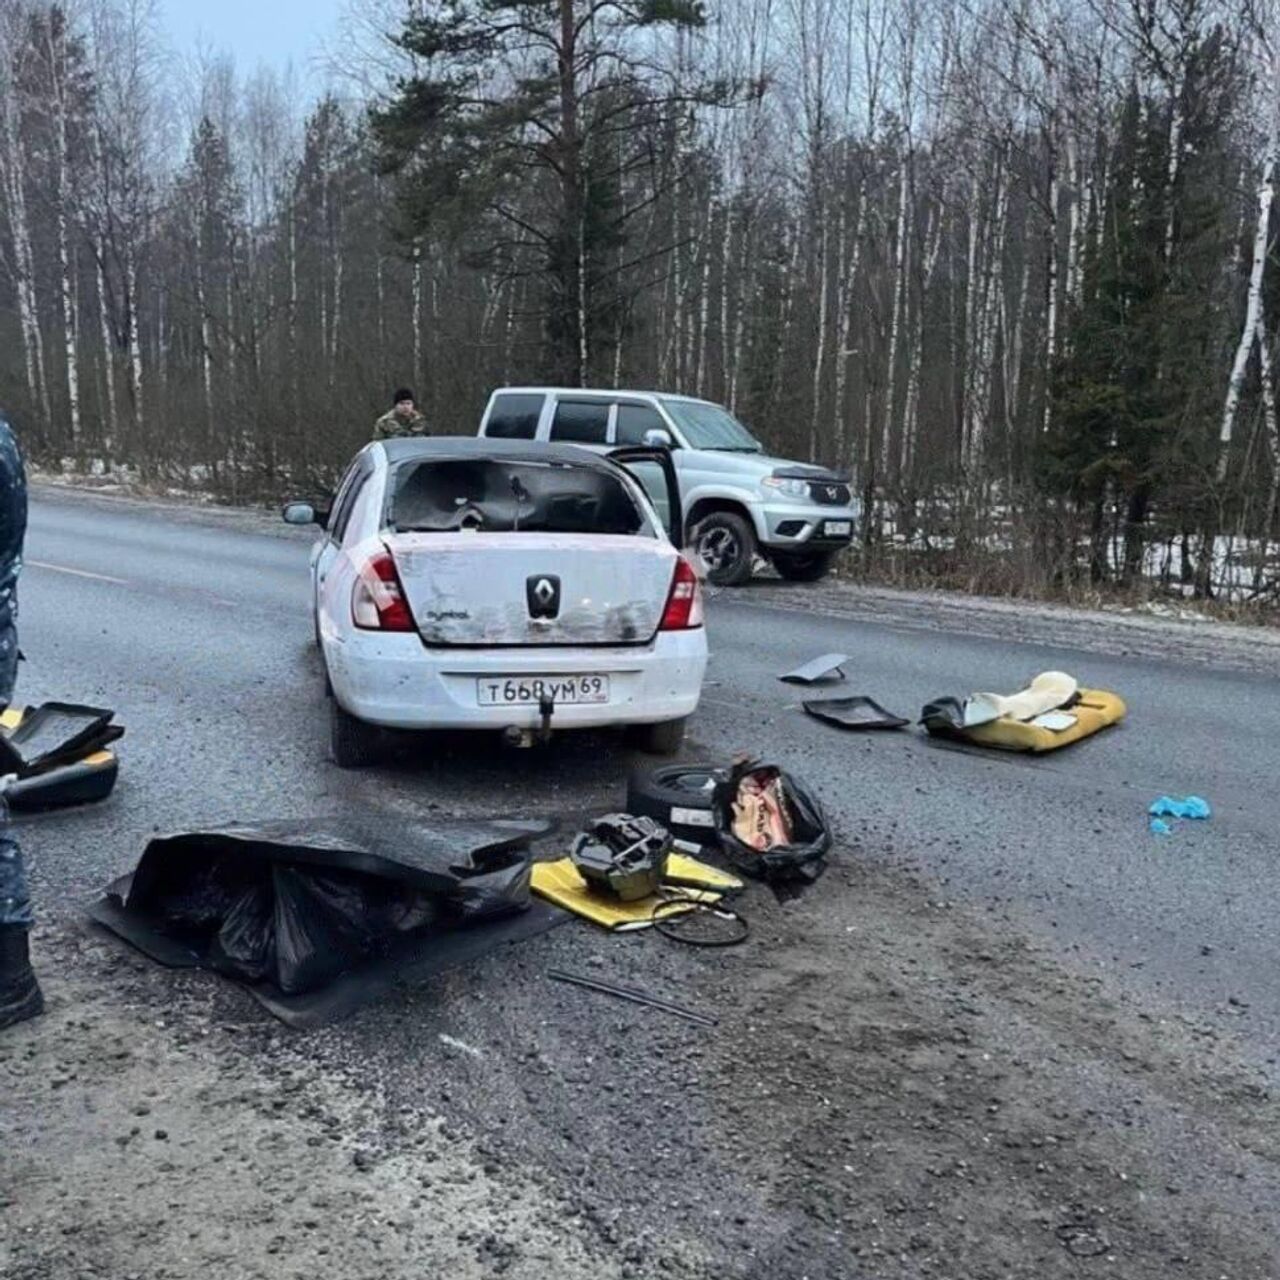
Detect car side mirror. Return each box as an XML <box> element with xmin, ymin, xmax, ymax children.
<box><xmin>282</xmin><ymin>501</ymin><xmax>318</xmax><ymax>526</ymax></box>
<box><xmin>643</xmin><ymin>428</ymin><xmax>674</xmax><ymax>450</ymax></box>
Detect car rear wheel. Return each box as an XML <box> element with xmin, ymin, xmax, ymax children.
<box><xmin>771</xmin><ymin>550</ymin><xmax>837</xmax><ymax>583</ymax></box>
<box><xmin>330</xmin><ymin>701</ymin><xmax>383</xmax><ymax>768</ymax></box>
<box><xmin>691</xmin><ymin>512</ymin><xmax>756</xmax><ymax>587</ymax></box>
<box><xmin>633</xmin><ymin>717</ymin><xmax>687</xmax><ymax>756</ymax></box>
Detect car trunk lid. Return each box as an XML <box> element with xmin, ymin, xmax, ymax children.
<box><xmin>385</xmin><ymin>532</ymin><xmax>676</xmax><ymax>646</ymax></box>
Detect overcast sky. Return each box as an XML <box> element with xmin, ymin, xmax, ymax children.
<box><xmin>161</xmin><ymin>0</ymin><xmax>348</xmax><ymax>85</ymax></box>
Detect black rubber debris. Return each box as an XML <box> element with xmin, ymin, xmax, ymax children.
<box><xmin>0</xmin><ymin>702</ymin><xmax>122</xmax><ymax>776</ymax></box>
<box><xmin>802</xmin><ymin>695</ymin><xmax>909</xmax><ymax>731</ymax></box>
<box><xmin>4</xmin><ymin>752</ymin><xmax>119</xmax><ymax>812</ymax></box>
<box><xmin>779</xmin><ymin>653</ymin><xmax>849</xmax><ymax>685</ymax></box>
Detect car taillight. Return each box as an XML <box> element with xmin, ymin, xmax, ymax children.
<box><xmin>660</xmin><ymin>556</ymin><xmax>704</xmax><ymax>631</ymax></box>
<box><xmin>352</xmin><ymin>552</ymin><xmax>414</xmax><ymax>631</ymax></box>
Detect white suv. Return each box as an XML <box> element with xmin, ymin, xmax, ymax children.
<box><xmin>284</xmin><ymin>437</ymin><xmax>707</xmax><ymax>766</ymax></box>
<box><xmin>478</xmin><ymin>388</ymin><xmax>858</xmax><ymax>586</ymax></box>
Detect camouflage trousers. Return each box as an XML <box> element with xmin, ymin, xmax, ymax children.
<box><xmin>0</xmin><ymin>620</ymin><xmax>30</xmax><ymax>928</ymax></box>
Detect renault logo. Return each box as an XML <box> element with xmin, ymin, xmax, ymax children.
<box><xmin>527</xmin><ymin>575</ymin><xmax>561</xmax><ymax>619</ymax></box>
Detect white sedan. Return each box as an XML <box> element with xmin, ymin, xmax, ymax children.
<box><xmin>283</xmin><ymin>437</ymin><xmax>708</xmax><ymax>767</ymax></box>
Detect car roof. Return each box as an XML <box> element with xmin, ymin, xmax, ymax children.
<box><xmin>488</xmin><ymin>387</ymin><xmax>713</xmax><ymax>405</ymax></box>
<box><xmin>378</xmin><ymin>434</ymin><xmax>621</xmax><ymax>472</ymax></box>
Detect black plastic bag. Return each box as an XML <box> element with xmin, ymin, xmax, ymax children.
<box><xmin>447</xmin><ymin>846</ymin><xmax>532</xmax><ymax>921</ymax></box>
<box><xmin>711</xmin><ymin>758</ymin><xmax>831</xmax><ymax>884</ymax></box>
<box><xmin>271</xmin><ymin>866</ymin><xmax>379</xmax><ymax>995</ymax></box>
<box><xmin>209</xmin><ymin>879</ymin><xmax>275</xmax><ymax>983</ymax></box>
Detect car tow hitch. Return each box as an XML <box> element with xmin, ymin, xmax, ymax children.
<box><xmin>501</xmin><ymin>694</ymin><xmax>556</xmax><ymax>750</ymax></box>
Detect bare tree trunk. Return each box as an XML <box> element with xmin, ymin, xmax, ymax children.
<box><xmin>195</xmin><ymin>219</ymin><xmax>214</xmax><ymax>431</ymax></box>
<box><xmin>412</xmin><ymin>244</ymin><xmax>423</xmax><ymax>385</ymax></box>
<box><xmin>1261</xmin><ymin>326</ymin><xmax>1280</xmax><ymax>534</ymax></box>
<box><xmin>1006</xmin><ymin>247</ymin><xmax>1031</xmax><ymax>440</ymax></box>
<box><xmin>330</xmin><ymin>213</ymin><xmax>343</xmax><ymax>369</ymax></box>
<box><xmin>964</xmin><ymin>149</ymin><xmax>1008</xmax><ymax>474</ymax></box>
<box><xmin>809</xmin><ymin>215</ymin><xmax>830</xmax><ymax>461</ymax></box>
<box><xmin>124</xmin><ymin>239</ymin><xmax>144</xmax><ymax>439</ymax></box>
<box><xmin>834</xmin><ymin>175</ymin><xmax>869</xmax><ymax>472</ymax></box>
<box><xmin>773</xmin><ymin>217</ymin><xmax>802</xmax><ymax>418</ymax></box>
<box><xmin>718</xmin><ymin>204</ymin><xmax>733</xmax><ymax>401</ymax></box>
<box><xmin>728</xmin><ymin>210</ymin><xmax>752</xmax><ymax>412</ymax></box>
<box><xmin>1064</xmin><ymin>127</ymin><xmax>1084</xmax><ymax>311</ymax></box>
<box><xmin>287</xmin><ymin>199</ymin><xmax>298</xmax><ymax>393</ymax></box>
<box><xmin>694</xmin><ymin>196</ymin><xmax>714</xmax><ymax>396</ymax></box>
<box><xmin>1043</xmin><ymin>138</ymin><xmax>1060</xmax><ymax>433</ymax></box>
<box><xmin>880</xmin><ymin>153</ymin><xmax>911</xmax><ymax>483</ymax></box>
<box><xmin>48</xmin><ymin>23</ymin><xmax>81</xmax><ymax>448</ymax></box>
<box><xmin>1163</xmin><ymin>62</ymin><xmax>1187</xmax><ymax>265</ymax></box>
<box><xmin>901</xmin><ymin>198</ymin><xmax>943</xmax><ymax>477</ymax></box>
<box><xmin>961</xmin><ymin>169</ymin><xmax>983</xmax><ymax>465</ymax></box>
<box><xmin>1218</xmin><ymin>151</ymin><xmax>1276</xmax><ymax>479</ymax></box>
<box><xmin>96</xmin><ymin>249</ymin><xmax>118</xmax><ymax>451</ymax></box>
<box><xmin>225</xmin><ymin>241</ymin><xmax>237</xmax><ymax>397</ymax></box>
<box><xmin>56</xmin><ymin>185</ymin><xmax>81</xmax><ymax>448</ymax></box>
<box><xmin>0</xmin><ymin>77</ymin><xmax>50</xmax><ymax>424</ymax></box>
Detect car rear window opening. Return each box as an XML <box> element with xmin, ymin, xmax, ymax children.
<box><xmin>390</xmin><ymin>459</ymin><xmax>647</xmax><ymax>537</ymax></box>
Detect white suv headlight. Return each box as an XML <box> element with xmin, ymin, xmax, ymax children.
<box><xmin>761</xmin><ymin>475</ymin><xmax>811</xmax><ymax>501</ymax></box>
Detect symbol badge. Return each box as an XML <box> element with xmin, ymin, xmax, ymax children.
<box><xmin>526</xmin><ymin>575</ymin><xmax>561</xmax><ymax>619</ymax></box>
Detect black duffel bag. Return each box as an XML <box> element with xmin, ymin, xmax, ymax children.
<box><xmin>710</xmin><ymin>757</ymin><xmax>831</xmax><ymax>884</ymax></box>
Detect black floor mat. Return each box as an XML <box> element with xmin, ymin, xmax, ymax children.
<box><xmin>0</xmin><ymin>702</ymin><xmax>119</xmax><ymax>776</ymax></box>
<box><xmin>802</xmin><ymin>695</ymin><xmax>909</xmax><ymax>730</ymax></box>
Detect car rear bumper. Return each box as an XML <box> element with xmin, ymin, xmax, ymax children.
<box><xmin>325</xmin><ymin>629</ymin><xmax>708</xmax><ymax>730</ymax></box>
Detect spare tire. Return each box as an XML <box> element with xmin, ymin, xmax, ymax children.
<box><xmin>626</xmin><ymin>764</ymin><xmax>723</xmax><ymax>845</ymax></box>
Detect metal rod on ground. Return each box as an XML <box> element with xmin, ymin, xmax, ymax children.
<box><xmin>546</xmin><ymin>969</ymin><xmax>718</xmax><ymax>1027</ymax></box>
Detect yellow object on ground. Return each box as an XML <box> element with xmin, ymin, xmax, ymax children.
<box><xmin>532</xmin><ymin>852</ymin><xmax>742</xmax><ymax>930</ymax></box>
<box><xmin>1</xmin><ymin>707</ymin><xmax>21</xmax><ymax>731</ymax></box>
<box><xmin>959</xmin><ymin>689</ymin><xmax>1126</xmax><ymax>753</ymax></box>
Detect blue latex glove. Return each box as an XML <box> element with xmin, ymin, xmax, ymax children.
<box><xmin>1149</xmin><ymin>818</ymin><xmax>1173</xmax><ymax>836</ymax></box>
<box><xmin>1149</xmin><ymin>795</ymin><xmax>1212</xmax><ymax>820</ymax></box>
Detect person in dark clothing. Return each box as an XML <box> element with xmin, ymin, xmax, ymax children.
<box><xmin>0</xmin><ymin>413</ymin><xmax>41</xmax><ymax>1030</ymax></box>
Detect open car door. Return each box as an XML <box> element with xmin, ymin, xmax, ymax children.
<box><xmin>608</xmin><ymin>446</ymin><xmax>683</xmax><ymax>549</ymax></box>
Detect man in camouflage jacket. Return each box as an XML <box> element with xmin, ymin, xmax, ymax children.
<box><xmin>373</xmin><ymin>387</ymin><xmax>430</xmax><ymax>440</ymax></box>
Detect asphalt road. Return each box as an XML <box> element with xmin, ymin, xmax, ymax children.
<box><xmin>12</xmin><ymin>485</ymin><xmax>1280</xmax><ymax>1069</ymax></box>
<box><xmin>9</xmin><ymin>485</ymin><xmax>1280</xmax><ymax>1278</ymax></box>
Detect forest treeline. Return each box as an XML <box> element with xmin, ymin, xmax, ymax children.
<box><xmin>1</xmin><ymin>0</ymin><xmax>1278</xmax><ymax>602</ymax></box>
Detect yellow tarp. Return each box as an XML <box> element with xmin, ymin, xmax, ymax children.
<box><xmin>959</xmin><ymin>688</ymin><xmax>1126</xmax><ymax>753</ymax></box>
<box><xmin>532</xmin><ymin>852</ymin><xmax>742</xmax><ymax>930</ymax></box>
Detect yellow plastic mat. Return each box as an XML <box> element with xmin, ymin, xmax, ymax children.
<box><xmin>959</xmin><ymin>689</ymin><xmax>1126</xmax><ymax>753</ymax></box>
<box><xmin>531</xmin><ymin>853</ymin><xmax>742</xmax><ymax>931</ymax></box>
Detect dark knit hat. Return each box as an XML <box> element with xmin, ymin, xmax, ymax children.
<box><xmin>392</xmin><ymin>387</ymin><xmax>415</xmax><ymax>405</ymax></box>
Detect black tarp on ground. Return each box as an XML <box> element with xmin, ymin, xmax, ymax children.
<box><xmin>88</xmin><ymin>816</ymin><xmax>568</xmax><ymax>1028</ymax></box>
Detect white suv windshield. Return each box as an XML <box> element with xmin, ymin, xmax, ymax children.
<box><xmin>660</xmin><ymin>399</ymin><xmax>762</xmax><ymax>451</ymax></box>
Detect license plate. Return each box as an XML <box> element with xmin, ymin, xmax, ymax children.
<box><xmin>824</xmin><ymin>520</ymin><xmax>852</xmax><ymax>537</ymax></box>
<box><xmin>477</xmin><ymin>675</ymin><xmax>610</xmax><ymax>707</ymax></box>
